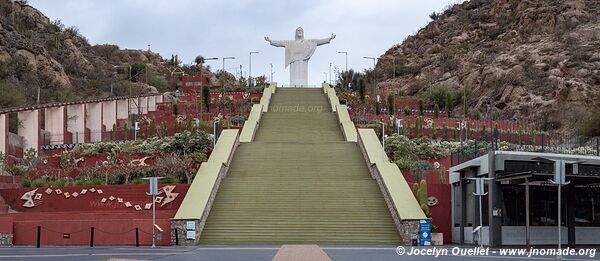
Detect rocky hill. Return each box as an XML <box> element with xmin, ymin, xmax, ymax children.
<box><xmin>0</xmin><ymin>0</ymin><xmax>215</xmax><ymax>109</ymax></box>
<box><xmin>376</xmin><ymin>0</ymin><xmax>599</xmax><ymax>135</ymax></box>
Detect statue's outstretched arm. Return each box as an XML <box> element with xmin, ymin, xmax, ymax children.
<box><xmin>265</xmin><ymin>37</ymin><xmax>285</xmax><ymax>47</ymax></box>
<box><xmin>314</xmin><ymin>34</ymin><xmax>336</xmax><ymax>46</ymax></box>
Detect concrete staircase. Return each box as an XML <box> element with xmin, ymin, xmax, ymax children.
<box><xmin>200</xmin><ymin>88</ymin><xmax>401</xmax><ymax>245</ymax></box>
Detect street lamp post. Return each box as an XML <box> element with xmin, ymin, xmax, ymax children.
<box><xmin>221</xmin><ymin>57</ymin><xmax>235</xmax><ymax>91</ymax></box>
<box><xmin>249</xmin><ymin>52</ymin><xmax>259</xmax><ymax>87</ymax></box>
<box><xmin>222</xmin><ymin>57</ymin><xmax>235</xmax><ymax>73</ymax></box>
<box><xmin>323</xmin><ymin>72</ymin><xmax>327</xmax><ymax>82</ymax></box>
<box><xmin>270</xmin><ymin>63</ymin><xmax>274</xmax><ymax>83</ymax></box>
<box><xmin>143</xmin><ymin>177</ymin><xmax>164</xmax><ymax>248</ymax></box>
<box><xmin>379</xmin><ymin>121</ymin><xmax>386</xmax><ymax>162</ymax></box>
<box><xmin>363</xmin><ymin>56</ymin><xmax>377</xmax><ymax>92</ymax></box>
<box><xmin>338</xmin><ymin>51</ymin><xmax>348</xmax><ymax>72</ymax></box>
<box><xmin>329</xmin><ymin>62</ymin><xmax>332</xmax><ymax>85</ymax></box>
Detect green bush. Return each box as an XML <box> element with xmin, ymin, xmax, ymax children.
<box><xmin>32</xmin><ymin>179</ymin><xmax>47</xmax><ymax>187</ymax></box>
<box><xmin>52</xmin><ymin>179</ymin><xmax>66</xmax><ymax>187</ymax></box>
<box><xmin>20</xmin><ymin>179</ymin><xmax>32</xmax><ymax>188</ymax></box>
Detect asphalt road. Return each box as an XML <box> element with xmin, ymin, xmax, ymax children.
<box><xmin>0</xmin><ymin>246</ymin><xmax>598</xmax><ymax>261</ymax></box>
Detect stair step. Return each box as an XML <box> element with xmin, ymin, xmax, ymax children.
<box><xmin>199</xmin><ymin>88</ymin><xmax>401</xmax><ymax>245</ymax></box>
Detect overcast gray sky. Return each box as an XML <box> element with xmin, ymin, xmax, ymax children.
<box><xmin>30</xmin><ymin>0</ymin><xmax>461</xmax><ymax>85</ymax></box>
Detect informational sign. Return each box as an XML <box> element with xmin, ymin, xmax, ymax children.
<box><xmin>186</xmin><ymin>230</ymin><xmax>196</xmax><ymax>240</ymax></box>
<box><xmin>419</xmin><ymin>219</ymin><xmax>431</xmax><ymax>246</ymax></box>
<box><xmin>186</xmin><ymin>221</ymin><xmax>195</xmax><ymax>231</ymax></box>
<box><xmin>148</xmin><ymin>177</ymin><xmax>160</xmax><ymax>195</ymax></box>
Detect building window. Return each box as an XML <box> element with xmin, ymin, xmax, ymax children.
<box><xmin>194</xmin><ymin>81</ymin><xmax>201</xmax><ymax>86</ymax></box>
<box><xmin>185</xmin><ymin>82</ymin><xmax>193</xmax><ymax>87</ymax></box>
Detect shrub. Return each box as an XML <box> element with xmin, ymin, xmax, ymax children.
<box><xmin>0</xmin><ymin>81</ymin><xmax>25</xmax><ymax>108</ymax></box>
<box><xmin>20</xmin><ymin>179</ymin><xmax>32</xmax><ymax>188</ymax></box>
<box><xmin>128</xmin><ymin>63</ymin><xmax>146</xmax><ymax>82</ymax></box>
<box><xmin>387</xmin><ymin>94</ymin><xmax>395</xmax><ymax>114</ymax></box>
<box><xmin>32</xmin><ymin>179</ymin><xmax>47</xmax><ymax>187</ymax></box>
<box><xmin>52</xmin><ymin>179</ymin><xmax>66</xmax><ymax>187</ymax></box>
<box><xmin>427</xmin><ymin>87</ymin><xmax>452</xmax><ymax>110</ymax></box>
<box><xmin>93</xmin><ymin>44</ymin><xmax>120</xmax><ymax>59</ymax></box>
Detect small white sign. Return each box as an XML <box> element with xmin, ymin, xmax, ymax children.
<box><xmin>186</xmin><ymin>221</ymin><xmax>195</xmax><ymax>231</ymax></box>
<box><xmin>186</xmin><ymin>230</ymin><xmax>196</xmax><ymax>240</ymax></box>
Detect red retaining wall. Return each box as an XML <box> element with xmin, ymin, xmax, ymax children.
<box><xmin>7</xmin><ymin>211</ymin><xmax>175</xmax><ymax>246</ymax></box>
<box><xmin>0</xmin><ymin>184</ymin><xmax>189</xmax><ymax>213</ymax></box>
<box><xmin>0</xmin><ymin>184</ymin><xmax>190</xmax><ymax>246</ymax></box>
<box><xmin>401</xmin><ymin>156</ymin><xmax>452</xmax><ymax>243</ymax></box>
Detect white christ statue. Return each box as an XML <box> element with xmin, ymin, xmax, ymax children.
<box><xmin>265</xmin><ymin>27</ymin><xmax>335</xmax><ymax>86</ymax></box>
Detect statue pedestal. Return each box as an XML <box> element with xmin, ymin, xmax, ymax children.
<box><xmin>290</xmin><ymin>60</ymin><xmax>308</xmax><ymax>86</ymax></box>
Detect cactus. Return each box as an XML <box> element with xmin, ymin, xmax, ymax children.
<box><xmin>412</xmin><ymin>179</ymin><xmax>431</xmax><ymax>217</ymax></box>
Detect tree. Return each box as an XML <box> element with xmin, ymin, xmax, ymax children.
<box><xmin>387</xmin><ymin>94</ymin><xmax>395</xmax><ymax>114</ymax></box>
<box><xmin>194</xmin><ymin>55</ymin><xmax>205</xmax><ymax>66</ymax></box>
<box><xmin>358</xmin><ymin>78</ymin><xmax>366</xmax><ymax>102</ymax></box>
<box><xmin>203</xmin><ymin>85</ymin><xmax>210</xmax><ymax>112</ymax></box>
<box><xmin>129</xmin><ymin>63</ymin><xmax>146</xmax><ymax>82</ymax></box>
<box><xmin>445</xmin><ymin>92</ymin><xmax>453</xmax><ymax>117</ymax></box>
<box><xmin>254</xmin><ymin>75</ymin><xmax>268</xmax><ymax>87</ymax></box>
<box><xmin>429</xmin><ymin>11</ymin><xmax>439</xmax><ymax>21</ymax></box>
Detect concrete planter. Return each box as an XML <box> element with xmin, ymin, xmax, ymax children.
<box><xmin>432</xmin><ymin>233</ymin><xmax>443</xmax><ymax>245</ymax></box>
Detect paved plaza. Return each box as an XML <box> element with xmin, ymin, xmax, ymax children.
<box><xmin>0</xmin><ymin>246</ymin><xmax>598</xmax><ymax>261</ymax></box>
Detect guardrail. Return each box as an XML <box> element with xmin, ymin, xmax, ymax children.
<box><xmin>239</xmin><ymin>104</ymin><xmax>263</xmax><ymax>142</ymax></box>
<box><xmin>259</xmin><ymin>86</ymin><xmax>273</xmax><ymax>112</ymax></box>
<box><xmin>238</xmin><ymin>84</ymin><xmax>274</xmax><ymax>143</ymax></box>
<box><xmin>356</xmin><ymin>128</ymin><xmax>426</xmax><ymax>244</ymax></box>
<box><xmin>279</xmin><ymin>85</ymin><xmax>318</xmax><ymax>88</ymax></box>
<box><xmin>323</xmin><ymin>83</ymin><xmax>357</xmax><ymax>142</ymax></box>
<box><xmin>171</xmin><ymin>129</ymin><xmax>239</xmax><ymax>245</ymax></box>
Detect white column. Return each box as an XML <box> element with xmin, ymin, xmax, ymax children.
<box><xmin>102</xmin><ymin>100</ymin><xmax>117</xmax><ymax>131</ymax></box>
<box><xmin>0</xmin><ymin>113</ymin><xmax>7</xmax><ymax>155</ymax></box>
<box><xmin>17</xmin><ymin>110</ymin><xmax>40</xmax><ymax>153</ymax></box>
<box><xmin>129</xmin><ymin>97</ymin><xmax>140</xmax><ymax>116</ymax></box>
<box><xmin>156</xmin><ymin>95</ymin><xmax>163</xmax><ymax>103</ymax></box>
<box><xmin>148</xmin><ymin>96</ymin><xmax>157</xmax><ymax>112</ymax></box>
<box><xmin>140</xmin><ymin>96</ymin><xmax>149</xmax><ymax>114</ymax></box>
<box><xmin>116</xmin><ymin>99</ymin><xmax>129</xmax><ymax>120</ymax></box>
<box><xmin>44</xmin><ymin>106</ymin><xmax>66</xmax><ymax>145</ymax></box>
<box><xmin>67</xmin><ymin>104</ymin><xmax>85</xmax><ymax>144</ymax></box>
<box><xmin>86</xmin><ymin>102</ymin><xmax>103</xmax><ymax>142</ymax></box>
